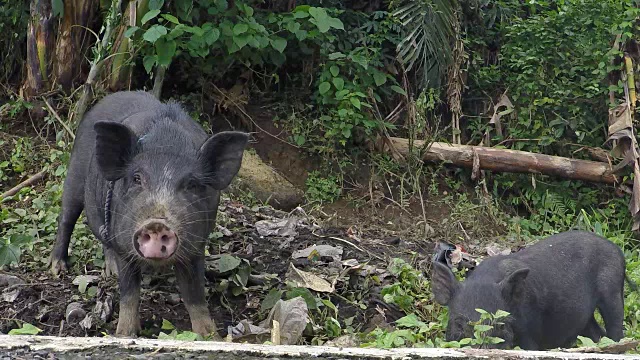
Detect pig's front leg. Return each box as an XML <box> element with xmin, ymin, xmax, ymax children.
<box><xmin>115</xmin><ymin>257</ymin><xmax>142</xmax><ymax>337</ymax></box>
<box><xmin>175</xmin><ymin>256</ymin><xmax>221</xmax><ymax>340</ymax></box>
<box><xmin>517</xmin><ymin>335</ymin><xmax>540</xmax><ymax>351</ymax></box>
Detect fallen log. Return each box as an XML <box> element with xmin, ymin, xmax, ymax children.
<box><xmin>1</xmin><ymin>169</ymin><xmax>47</xmax><ymax>200</ymax></box>
<box><xmin>387</xmin><ymin>137</ymin><xmax>620</xmax><ymax>185</ymax></box>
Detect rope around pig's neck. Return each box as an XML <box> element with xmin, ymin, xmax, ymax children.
<box><xmin>98</xmin><ymin>180</ymin><xmax>114</xmax><ymax>248</ymax></box>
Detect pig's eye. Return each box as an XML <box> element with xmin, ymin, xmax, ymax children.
<box><xmin>132</xmin><ymin>173</ymin><xmax>142</xmax><ymax>185</ymax></box>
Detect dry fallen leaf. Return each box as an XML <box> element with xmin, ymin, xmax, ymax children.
<box><xmin>285</xmin><ymin>263</ymin><xmax>334</xmax><ymax>293</ymax></box>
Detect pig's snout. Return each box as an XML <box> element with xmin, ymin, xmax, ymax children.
<box><xmin>134</xmin><ymin>220</ymin><xmax>178</xmax><ymax>260</ymax></box>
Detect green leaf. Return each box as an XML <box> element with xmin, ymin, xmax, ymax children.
<box><xmin>77</xmin><ymin>277</ymin><xmax>88</xmax><ymax>294</ymax></box>
<box><xmin>233</xmin><ymin>23</ymin><xmax>249</xmax><ymax>35</ymax></box>
<box><xmin>321</xmin><ymin>299</ymin><xmax>338</xmax><ymax>314</ymax></box>
<box><xmin>327</xmin><ymin>17</ymin><xmax>344</xmax><ymax>30</ymax></box>
<box><xmin>9</xmin><ymin>234</ymin><xmax>31</xmax><ymax>246</ymax></box>
<box><xmin>319</xmin><ymin>82</ymin><xmax>331</xmax><ymax>95</ymax></box>
<box><xmin>218</xmin><ymin>254</ymin><xmax>241</xmax><ymax>273</ymax></box>
<box><xmin>0</xmin><ymin>244</ymin><xmax>21</xmax><ymax>266</ymax></box>
<box><xmin>124</xmin><ymin>26</ymin><xmax>139</xmax><ymax>39</ymax></box>
<box><xmin>577</xmin><ymin>335</ymin><xmax>598</xmax><ymax>347</ymax></box>
<box><xmin>9</xmin><ymin>323</ymin><xmax>42</xmax><ymax>335</ymax></box>
<box><xmin>390</xmin><ymin>85</ymin><xmax>406</xmax><ymax>96</ymax></box>
<box><xmin>270</xmin><ymin>37</ymin><xmax>287</xmax><ymax>53</ymax></box>
<box><xmin>473</xmin><ymin>324</ymin><xmax>493</xmax><ymax>332</ymax></box>
<box><xmin>143</xmin><ymin>55</ymin><xmax>157</xmax><ymax>73</ymax></box>
<box><xmin>373</xmin><ymin>72</ymin><xmax>387</xmax><ymax>86</ymax></box>
<box><xmin>235</xmin><ymin>263</ymin><xmax>250</xmax><ymax>287</ymax></box>
<box><xmin>161</xmin><ymin>319</ymin><xmax>176</xmax><ymax>330</ymax></box>
<box><xmin>175</xmin><ymin>331</ymin><xmax>201</xmax><ymax>341</ymax></box>
<box><xmin>14</xmin><ymin>208</ymin><xmax>26</xmax><ymax>217</ymax></box>
<box><xmin>330</xmin><ymin>65</ymin><xmax>339</xmax><ymax>77</ymax></box>
<box><xmin>335</xmin><ymin>89</ymin><xmax>349</xmax><ymax>99</ymax></box>
<box><xmin>475</xmin><ymin>308</ymin><xmax>488</xmax><ymax>315</ymax></box>
<box><xmin>52</xmin><ymin>0</ymin><xmax>64</xmax><ymax>17</ymax></box>
<box><xmin>328</xmin><ymin>52</ymin><xmax>345</xmax><ymax>60</ymax></box>
<box><xmin>261</xmin><ymin>288</ymin><xmax>283</xmax><ymax>311</ymax></box>
<box><xmin>148</xmin><ymin>0</ymin><xmax>165</xmax><ymax>10</ymax></box>
<box><xmin>205</xmin><ymin>28</ymin><xmax>220</xmax><ymax>45</ymax></box>
<box><xmin>232</xmin><ymin>34</ymin><xmax>250</xmax><ymax>49</ymax></box>
<box><xmin>141</xmin><ymin>10</ymin><xmax>161</xmax><ymax>25</ymax></box>
<box><xmin>395</xmin><ymin>314</ymin><xmax>425</xmax><ymax>328</ymax></box>
<box><xmin>161</xmin><ymin>14</ymin><xmax>180</xmax><ymax>24</ymax></box>
<box><xmin>155</xmin><ymin>38</ymin><xmax>177</xmax><ymax>67</ymax></box>
<box><xmin>349</xmin><ymin>97</ymin><xmax>361</xmax><ymax>109</ymax></box>
<box><xmin>494</xmin><ymin>310</ymin><xmax>511</xmax><ymax>319</ymax></box>
<box><xmin>309</xmin><ymin>7</ymin><xmax>330</xmax><ymax>33</ymax></box>
<box><xmin>285</xmin><ymin>287</ymin><xmax>317</xmax><ymax>310</ymax></box>
<box><xmin>332</xmin><ymin>77</ymin><xmax>344</xmax><ymax>91</ymax></box>
<box><xmin>143</xmin><ymin>25</ymin><xmax>167</xmax><ymax>43</ymax></box>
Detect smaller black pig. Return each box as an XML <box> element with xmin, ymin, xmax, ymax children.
<box><xmin>432</xmin><ymin>230</ymin><xmax>632</xmax><ymax>350</ymax></box>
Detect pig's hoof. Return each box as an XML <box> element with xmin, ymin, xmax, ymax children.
<box><xmin>115</xmin><ymin>320</ymin><xmax>141</xmax><ymax>338</ymax></box>
<box><xmin>49</xmin><ymin>257</ymin><xmax>68</xmax><ymax>277</ymax></box>
<box><xmin>193</xmin><ymin>318</ymin><xmax>221</xmax><ymax>341</ymax></box>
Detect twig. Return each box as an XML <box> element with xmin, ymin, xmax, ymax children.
<box><xmin>58</xmin><ymin>320</ymin><xmax>65</xmax><ymax>337</ymax></box>
<box><xmin>42</xmin><ymin>97</ymin><xmax>75</xmax><ymax>140</ymax></box>
<box><xmin>312</xmin><ymin>231</ymin><xmax>385</xmax><ymax>261</ymax></box>
<box><xmin>152</xmin><ymin>66</ymin><xmax>166</xmax><ymax>99</ymax></box>
<box><xmin>1</xmin><ymin>169</ymin><xmax>47</xmax><ymax>200</ymax></box>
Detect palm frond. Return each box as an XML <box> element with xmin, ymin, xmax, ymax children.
<box><xmin>392</xmin><ymin>0</ymin><xmax>458</xmax><ymax>88</ymax></box>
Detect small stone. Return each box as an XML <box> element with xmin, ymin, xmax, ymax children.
<box><xmin>65</xmin><ymin>302</ymin><xmax>86</xmax><ymax>324</ymax></box>
<box><xmin>167</xmin><ymin>293</ymin><xmax>181</xmax><ymax>305</ymax></box>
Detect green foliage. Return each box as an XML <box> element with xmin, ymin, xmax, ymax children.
<box><xmin>0</xmin><ymin>0</ymin><xmax>28</xmax><ymax>84</ymax></box>
<box><xmin>0</xmin><ymin>139</ymin><xmax>99</xmax><ymax>270</ymax></box>
<box><xmin>127</xmin><ymin>1</ymin><xmax>345</xmax><ymax>74</ymax></box>
<box><xmin>391</xmin><ymin>0</ymin><xmax>457</xmax><ymax>88</ymax></box>
<box><xmin>158</xmin><ymin>319</ymin><xmax>209</xmax><ymax>341</ymax></box>
<box><xmin>468</xmin><ymin>0</ymin><xmax>640</xmax><ymax>154</ymax></box>
<box><xmin>305</xmin><ymin>170</ymin><xmax>342</xmax><ymax>204</ymax></box>
<box><xmin>8</xmin><ymin>322</ymin><xmax>42</xmax><ymax>335</ymax></box>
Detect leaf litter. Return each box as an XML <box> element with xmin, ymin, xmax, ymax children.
<box><xmin>0</xmin><ymin>197</ymin><xmax>439</xmax><ymax>344</ymax></box>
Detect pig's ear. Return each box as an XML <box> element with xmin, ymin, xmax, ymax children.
<box><xmin>199</xmin><ymin>131</ymin><xmax>249</xmax><ymax>190</ymax></box>
<box><xmin>431</xmin><ymin>261</ymin><xmax>460</xmax><ymax>305</ymax></box>
<box><xmin>499</xmin><ymin>268</ymin><xmax>529</xmax><ymax>303</ymax></box>
<box><xmin>94</xmin><ymin>122</ymin><xmax>139</xmax><ymax>181</ymax></box>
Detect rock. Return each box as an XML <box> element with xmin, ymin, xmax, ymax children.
<box><xmin>230</xmin><ymin>150</ymin><xmax>303</xmax><ymax>211</ymax></box>
<box><xmin>65</xmin><ymin>302</ymin><xmax>86</xmax><ymax>324</ymax></box>
<box><xmin>0</xmin><ymin>274</ymin><xmax>25</xmax><ymax>287</ymax></box>
<box><xmin>167</xmin><ymin>293</ymin><xmax>181</xmax><ymax>306</ymax></box>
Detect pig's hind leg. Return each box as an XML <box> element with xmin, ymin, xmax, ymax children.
<box><xmin>596</xmin><ymin>267</ymin><xmax>625</xmax><ymax>342</ymax></box>
<box><xmin>49</xmin><ymin>175</ymin><xmax>85</xmax><ymax>276</ymax></box>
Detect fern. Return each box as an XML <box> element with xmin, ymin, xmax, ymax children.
<box><xmin>542</xmin><ymin>190</ymin><xmax>566</xmax><ymax>216</ymax></box>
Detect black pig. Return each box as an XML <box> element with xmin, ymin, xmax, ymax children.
<box><xmin>432</xmin><ymin>230</ymin><xmax>631</xmax><ymax>350</ymax></box>
<box><xmin>49</xmin><ymin>91</ymin><xmax>249</xmax><ymax>338</ymax></box>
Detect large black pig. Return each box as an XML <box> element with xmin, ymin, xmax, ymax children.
<box><xmin>432</xmin><ymin>230</ymin><xmax>632</xmax><ymax>350</ymax></box>
<box><xmin>49</xmin><ymin>91</ymin><xmax>249</xmax><ymax>338</ymax></box>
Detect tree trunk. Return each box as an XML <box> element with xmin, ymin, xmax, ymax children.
<box><xmin>387</xmin><ymin>137</ymin><xmax>620</xmax><ymax>185</ymax></box>
<box><xmin>106</xmin><ymin>0</ymin><xmax>149</xmax><ymax>91</ymax></box>
<box><xmin>23</xmin><ymin>0</ymin><xmax>55</xmax><ymax>98</ymax></box>
<box><xmin>55</xmin><ymin>0</ymin><xmax>97</xmax><ymax>93</ymax></box>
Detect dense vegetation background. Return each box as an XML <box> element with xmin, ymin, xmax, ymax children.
<box><xmin>2</xmin><ymin>0</ymin><xmax>640</xmax><ymax>350</ymax></box>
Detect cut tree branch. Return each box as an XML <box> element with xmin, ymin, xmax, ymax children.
<box><xmin>387</xmin><ymin>137</ymin><xmax>620</xmax><ymax>185</ymax></box>
<box><xmin>1</xmin><ymin>170</ymin><xmax>47</xmax><ymax>200</ymax></box>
